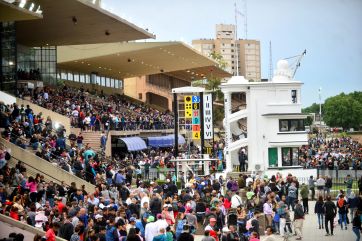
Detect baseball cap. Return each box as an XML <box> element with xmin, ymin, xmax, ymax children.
<box><xmin>147</xmin><ymin>216</ymin><xmax>155</xmax><ymax>222</ymax></box>
<box><xmin>95</xmin><ymin>214</ymin><xmax>103</xmax><ymax>219</ymax></box>
<box><xmin>129</xmin><ymin>217</ymin><xmax>136</xmax><ymax>222</ymax></box>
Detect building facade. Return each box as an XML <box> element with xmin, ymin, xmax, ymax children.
<box><xmin>192</xmin><ymin>24</ymin><xmax>261</xmax><ymax>81</ymax></box>
<box><xmin>220</xmin><ymin>60</ymin><xmax>308</xmax><ymax>173</ymax></box>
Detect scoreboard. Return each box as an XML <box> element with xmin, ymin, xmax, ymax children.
<box><xmin>184</xmin><ymin>95</ymin><xmax>200</xmax><ymax>139</ymax></box>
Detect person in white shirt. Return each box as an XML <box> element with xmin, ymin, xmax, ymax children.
<box><xmin>316</xmin><ymin>176</ymin><xmax>326</xmax><ymax>198</ymax></box>
<box><xmin>246</xmin><ymin>176</ymin><xmax>254</xmax><ymax>186</ymax></box>
<box><xmin>231</xmin><ymin>192</ymin><xmax>243</xmax><ymax>209</ymax></box>
<box><xmin>140</xmin><ymin>192</ymin><xmax>150</xmax><ymax>209</ymax></box>
<box><xmin>154</xmin><ymin>214</ymin><xmax>169</xmax><ymax>230</ymax></box>
<box><xmin>145</xmin><ymin>216</ymin><xmax>158</xmax><ymax>241</ymax></box>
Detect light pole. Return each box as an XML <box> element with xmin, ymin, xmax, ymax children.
<box><xmin>318</xmin><ymin>87</ymin><xmax>322</xmax><ymax>135</ymax></box>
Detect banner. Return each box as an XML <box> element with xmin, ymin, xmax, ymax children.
<box><xmin>203</xmin><ymin>93</ymin><xmax>213</xmax><ymax>139</ymax></box>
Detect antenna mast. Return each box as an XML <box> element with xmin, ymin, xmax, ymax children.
<box><xmin>269</xmin><ymin>41</ymin><xmax>273</xmax><ymax>81</ymax></box>
<box><xmin>244</xmin><ymin>0</ymin><xmax>248</xmax><ymax>39</ymax></box>
<box><xmin>234</xmin><ymin>2</ymin><xmax>239</xmax><ymax>76</ymax></box>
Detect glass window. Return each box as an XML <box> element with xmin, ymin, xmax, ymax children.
<box><xmin>291</xmin><ymin>90</ymin><xmax>297</xmax><ymax>103</ymax></box>
<box><xmin>290</xmin><ymin>120</ymin><xmax>298</xmax><ymax>131</ymax></box>
<box><xmin>282</xmin><ymin>147</ymin><xmax>299</xmax><ymax>166</ymax></box>
<box><xmin>280</xmin><ymin>120</ymin><xmax>289</xmax><ymax>132</ymax></box>
<box><xmin>279</xmin><ymin>119</ymin><xmax>305</xmax><ymax>132</ymax></box>
<box><xmin>74</xmin><ymin>72</ymin><xmax>79</xmax><ymax>82</ymax></box>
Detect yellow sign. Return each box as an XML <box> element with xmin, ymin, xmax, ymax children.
<box><xmin>192</xmin><ymin>131</ymin><xmax>200</xmax><ymax>139</ymax></box>
<box><xmin>185</xmin><ymin>95</ymin><xmax>192</xmax><ymax>118</ymax></box>
<box><xmin>184</xmin><ymin>96</ymin><xmax>192</xmax><ymax>104</ymax></box>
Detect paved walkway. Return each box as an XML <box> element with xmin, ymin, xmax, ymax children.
<box><xmin>195</xmin><ymin>201</ymin><xmax>356</xmax><ymax>241</ymax></box>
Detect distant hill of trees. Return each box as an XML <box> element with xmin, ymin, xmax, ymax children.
<box><xmin>302</xmin><ymin>91</ymin><xmax>362</xmax><ymax>130</ymax></box>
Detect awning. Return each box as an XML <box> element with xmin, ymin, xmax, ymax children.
<box><xmin>148</xmin><ymin>135</ymin><xmax>186</xmax><ymax>148</ymax></box>
<box><xmin>119</xmin><ymin>137</ymin><xmax>147</xmax><ymax>151</ymax></box>
<box><xmin>57</xmin><ymin>42</ymin><xmax>232</xmax><ymax>81</ymax></box>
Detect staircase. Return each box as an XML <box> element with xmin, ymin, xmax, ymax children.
<box><xmin>0</xmin><ymin>138</ymin><xmax>95</xmax><ymax>193</ymax></box>
<box><xmin>227</xmin><ymin>171</ymin><xmax>252</xmax><ymax>180</ymax></box>
<box><xmin>81</xmin><ymin>131</ymin><xmax>103</xmax><ymax>152</ymax></box>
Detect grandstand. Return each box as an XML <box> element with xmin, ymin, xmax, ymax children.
<box><xmin>0</xmin><ymin>1</ymin><xmax>230</xmax><ymax>240</ymax></box>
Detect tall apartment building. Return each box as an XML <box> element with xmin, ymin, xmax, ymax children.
<box><xmin>192</xmin><ymin>24</ymin><xmax>261</xmax><ymax>81</ymax></box>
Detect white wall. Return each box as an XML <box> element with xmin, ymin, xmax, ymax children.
<box><xmin>247</xmin><ymin>83</ymin><xmax>304</xmax><ymax>171</ymax></box>
<box><xmin>0</xmin><ymin>91</ymin><xmax>16</xmax><ymax>105</ymax></box>
<box><xmin>264</xmin><ymin>168</ymin><xmax>317</xmax><ymax>184</ymax></box>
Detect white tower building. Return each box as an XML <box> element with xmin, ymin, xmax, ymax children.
<box><xmin>220</xmin><ymin>60</ymin><xmax>309</xmax><ymax>173</ymax></box>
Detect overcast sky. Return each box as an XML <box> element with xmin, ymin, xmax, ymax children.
<box><xmin>103</xmin><ymin>0</ymin><xmax>362</xmax><ymax>107</ymax></box>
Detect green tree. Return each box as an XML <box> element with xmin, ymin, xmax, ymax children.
<box><xmin>302</xmin><ymin>103</ymin><xmax>324</xmax><ymax>114</ymax></box>
<box><xmin>323</xmin><ymin>93</ymin><xmax>362</xmax><ymax>130</ymax></box>
<box><xmin>192</xmin><ymin>52</ymin><xmax>228</xmax><ymax>123</ymax></box>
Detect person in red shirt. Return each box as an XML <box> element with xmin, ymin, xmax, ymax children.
<box><xmin>205</xmin><ymin>217</ymin><xmax>219</xmax><ymax>241</ymax></box>
<box><xmin>56</xmin><ymin>197</ymin><xmax>65</xmax><ymax>214</ymax></box>
<box><xmin>46</xmin><ymin>222</ymin><xmax>60</xmax><ymax>241</ymax></box>
<box><xmin>9</xmin><ymin>206</ymin><xmax>19</xmax><ymax>220</ymax></box>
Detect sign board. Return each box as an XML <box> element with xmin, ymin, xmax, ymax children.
<box><xmin>191</xmin><ymin>95</ymin><xmax>200</xmax><ymax>140</ymax></box>
<box><xmin>27</xmin><ymin>82</ymin><xmax>34</xmax><ymax>89</ymax></box>
<box><xmin>37</xmin><ymin>81</ymin><xmax>43</xmax><ymax>87</ymax></box>
<box><xmin>203</xmin><ymin>93</ymin><xmax>213</xmax><ymax>139</ymax></box>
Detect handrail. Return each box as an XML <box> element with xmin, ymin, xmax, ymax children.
<box><xmin>0</xmin><ymin>138</ymin><xmax>95</xmax><ymax>193</ymax></box>
<box><xmin>0</xmin><ymin>214</ymin><xmax>67</xmax><ymax>241</ymax></box>
<box><xmin>9</xmin><ymin>153</ymin><xmax>70</xmax><ymax>187</ymax></box>
<box><xmin>6</xmin><ymin>127</ymin><xmax>115</xmax><ymax>181</ymax></box>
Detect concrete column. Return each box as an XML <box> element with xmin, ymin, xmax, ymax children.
<box><xmin>277</xmin><ymin>146</ymin><xmax>282</xmax><ymax>167</ymax></box>
<box><xmin>224</xmin><ymin>91</ymin><xmax>233</xmax><ymax>172</ymax></box>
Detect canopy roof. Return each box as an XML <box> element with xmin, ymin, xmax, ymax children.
<box><xmin>57</xmin><ymin>42</ymin><xmax>231</xmax><ymax>81</ymax></box>
<box><xmin>148</xmin><ymin>135</ymin><xmax>185</xmax><ymax>148</ymax></box>
<box><xmin>0</xmin><ymin>0</ymin><xmax>42</xmax><ymax>22</ymax></box>
<box><xmin>16</xmin><ymin>0</ymin><xmax>154</xmax><ymax>47</ymax></box>
<box><xmin>119</xmin><ymin>137</ymin><xmax>147</xmax><ymax>152</ymax></box>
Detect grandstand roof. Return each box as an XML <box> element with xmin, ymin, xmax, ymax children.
<box><xmin>0</xmin><ymin>0</ymin><xmax>42</xmax><ymax>22</ymax></box>
<box><xmin>16</xmin><ymin>0</ymin><xmax>154</xmax><ymax>46</ymax></box>
<box><xmin>57</xmin><ymin>42</ymin><xmax>231</xmax><ymax>81</ymax></box>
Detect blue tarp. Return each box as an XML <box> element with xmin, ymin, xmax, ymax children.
<box><xmin>148</xmin><ymin>135</ymin><xmax>186</xmax><ymax>148</ymax></box>
<box><xmin>119</xmin><ymin>137</ymin><xmax>147</xmax><ymax>151</ymax></box>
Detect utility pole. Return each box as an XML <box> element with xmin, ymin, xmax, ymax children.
<box><xmin>319</xmin><ymin>87</ymin><xmax>322</xmax><ymax>135</ymax></box>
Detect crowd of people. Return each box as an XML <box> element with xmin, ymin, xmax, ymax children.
<box><xmin>2</xmin><ymin>151</ymin><xmax>362</xmax><ymax>241</ymax></box>
<box><xmin>298</xmin><ymin>136</ymin><xmax>362</xmax><ymax>170</ymax></box>
<box><xmin>17</xmin><ymin>69</ymin><xmax>41</xmax><ymax>81</ymax></box>
<box><xmin>20</xmin><ymin>86</ymin><xmax>174</xmax><ymax>131</ymax></box>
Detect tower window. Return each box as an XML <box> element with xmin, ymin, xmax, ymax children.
<box><xmin>291</xmin><ymin>90</ymin><xmax>297</xmax><ymax>103</ymax></box>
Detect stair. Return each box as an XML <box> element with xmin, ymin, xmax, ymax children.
<box><xmin>1</xmin><ymin>138</ymin><xmax>95</xmax><ymax>193</ymax></box>
<box><xmin>228</xmin><ymin>138</ymin><xmax>248</xmax><ymax>152</ymax></box>
<box><xmin>81</xmin><ymin>131</ymin><xmax>102</xmax><ymax>152</ymax></box>
<box><xmin>227</xmin><ymin>171</ymin><xmax>252</xmax><ymax>180</ymax></box>
<box><xmin>229</xmin><ymin>109</ymin><xmax>248</xmax><ymax>123</ymax></box>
